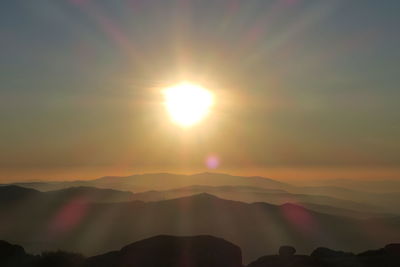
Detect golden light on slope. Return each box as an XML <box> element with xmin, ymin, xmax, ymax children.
<box><xmin>162</xmin><ymin>82</ymin><xmax>214</xmax><ymax>127</ymax></box>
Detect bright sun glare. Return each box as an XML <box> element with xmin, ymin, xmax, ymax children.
<box><xmin>163</xmin><ymin>82</ymin><xmax>214</xmax><ymax>127</ymax></box>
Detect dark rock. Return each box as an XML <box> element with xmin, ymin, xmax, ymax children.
<box><xmin>85</xmin><ymin>235</ymin><xmax>243</xmax><ymax>267</ymax></box>
<box><xmin>247</xmin><ymin>254</ymin><xmax>319</xmax><ymax>267</ymax></box>
<box><xmin>384</xmin><ymin>243</ymin><xmax>400</xmax><ymax>254</ymax></box>
<box><xmin>0</xmin><ymin>240</ymin><xmax>26</xmax><ymax>258</ymax></box>
<box><xmin>0</xmin><ymin>240</ymin><xmax>35</xmax><ymax>267</ymax></box>
<box><xmin>248</xmin><ymin>246</ymin><xmax>319</xmax><ymax>267</ymax></box>
<box><xmin>358</xmin><ymin>244</ymin><xmax>400</xmax><ymax>267</ymax></box>
<box><xmin>311</xmin><ymin>247</ymin><xmax>354</xmax><ymax>258</ymax></box>
<box><xmin>311</xmin><ymin>247</ymin><xmax>359</xmax><ymax>267</ymax></box>
<box><xmin>35</xmin><ymin>251</ymin><xmax>85</xmax><ymax>267</ymax></box>
<box><xmin>279</xmin><ymin>246</ymin><xmax>296</xmax><ymax>257</ymax></box>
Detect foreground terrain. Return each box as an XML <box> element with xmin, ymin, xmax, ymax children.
<box><xmin>1</xmin><ymin>182</ymin><xmax>399</xmax><ymax>263</ymax></box>
<box><xmin>1</xmin><ymin>235</ymin><xmax>399</xmax><ymax>267</ymax></box>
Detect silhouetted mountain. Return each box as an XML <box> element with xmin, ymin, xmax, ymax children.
<box><xmin>11</xmin><ymin>172</ymin><xmax>400</xmax><ymax>213</ymax></box>
<box><xmin>13</xmin><ymin>172</ymin><xmax>288</xmax><ymax>192</ymax></box>
<box><xmin>0</xmin><ymin>185</ymin><xmax>134</xmax><ymax>204</ymax></box>
<box><xmin>1</xmin><ymin>184</ymin><xmax>389</xmax><ymax>219</ymax></box>
<box><xmin>306</xmin><ymin>179</ymin><xmax>400</xmax><ymax>193</ymax></box>
<box><xmin>44</xmin><ymin>187</ymin><xmax>134</xmax><ymax>203</ymax></box>
<box><xmin>127</xmin><ymin>185</ymin><xmax>386</xmax><ymax>218</ymax></box>
<box><xmin>0</xmin><ymin>186</ymin><xmax>40</xmax><ymax>204</ymax></box>
<box><xmin>1</xmin><ymin>192</ymin><xmax>399</xmax><ymax>263</ymax></box>
<box><xmin>295</xmin><ymin>186</ymin><xmax>400</xmax><ymax>213</ymax></box>
<box><xmin>294</xmin><ymin>202</ymin><xmax>389</xmax><ymax>219</ymax></box>
<box><xmin>85</xmin><ymin>235</ymin><xmax>242</xmax><ymax>267</ymax></box>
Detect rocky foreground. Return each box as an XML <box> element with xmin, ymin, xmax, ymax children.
<box><xmin>1</xmin><ymin>235</ymin><xmax>399</xmax><ymax>267</ymax></box>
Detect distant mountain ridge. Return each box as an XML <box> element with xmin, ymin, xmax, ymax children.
<box><xmin>8</xmin><ymin>172</ymin><xmax>291</xmax><ymax>192</ymax></box>
<box><xmin>7</xmin><ymin>172</ymin><xmax>400</xmax><ymax>213</ymax></box>
<box><xmin>126</xmin><ymin>184</ymin><xmax>386</xmax><ymax>217</ymax></box>
<box><xmin>0</xmin><ymin>184</ymin><xmax>390</xmax><ymax>219</ymax></box>
<box><xmin>0</xmin><ymin>185</ymin><xmax>136</xmax><ymax>205</ymax></box>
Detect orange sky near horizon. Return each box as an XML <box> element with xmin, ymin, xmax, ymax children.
<box><xmin>1</xmin><ymin>166</ymin><xmax>399</xmax><ymax>184</ymax></box>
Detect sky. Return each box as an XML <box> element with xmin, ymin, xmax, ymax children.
<box><xmin>1</xmin><ymin>0</ymin><xmax>400</xmax><ymax>182</ymax></box>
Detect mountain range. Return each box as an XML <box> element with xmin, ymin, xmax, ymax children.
<box><xmin>0</xmin><ymin>185</ymin><xmax>399</xmax><ymax>263</ymax></box>
<box><xmin>8</xmin><ymin>172</ymin><xmax>400</xmax><ymax>213</ymax></box>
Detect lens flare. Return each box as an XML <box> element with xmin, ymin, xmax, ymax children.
<box><xmin>206</xmin><ymin>155</ymin><xmax>220</xmax><ymax>169</ymax></box>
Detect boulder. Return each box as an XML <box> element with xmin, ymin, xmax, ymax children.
<box><xmin>85</xmin><ymin>235</ymin><xmax>242</xmax><ymax>267</ymax></box>
<box><xmin>248</xmin><ymin>246</ymin><xmax>319</xmax><ymax>267</ymax></box>
<box><xmin>279</xmin><ymin>246</ymin><xmax>296</xmax><ymax>257</ymax></box>
<box><xmin>0</xmin><ymin>240</ymin><xmax>35</xmax><ymax>267</ymax></box>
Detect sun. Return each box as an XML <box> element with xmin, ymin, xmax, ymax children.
<box><xmin>162</xmin><ymin>82</ymin><xmax>214</xmax><ymax>127</ymax></box>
